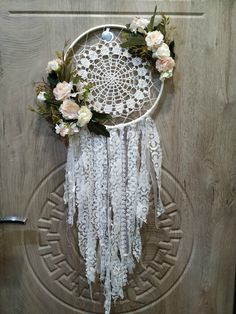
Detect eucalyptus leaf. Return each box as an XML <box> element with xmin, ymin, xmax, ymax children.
<box><xmin>147</xmin><ymin>5</ymin><xmax>157</xmax><ymax>32</ymax></box>
<box><xmin>120</xmin><ymin>35</ymin><xmax>146</xmax><ymax>48</ymax></box>
<box><xmin>87</xmin><ymin>121</ymin><xmax>110</xmax><ymax>137</ymax></box>
<box><xmin>47</xmin><ymin>71</ymin><xmax>58</xmax><ymax>88</ymax></box>
<box><xmin>91</xmin><ymin>110</ymin><xmax>112</xmax><ymax>122</ymax></box>
<box><xmin>73</xmin><ymin>75</ymin><xmax>81</xmax><ymax>84</ymax></box>
<box><xmin>169</xmin><ymin>41</ymin><xmax>175</xmax><ymax>58</ymax></box>
<box><xmin>44</xmin><ymin>98</ymin><xmax>61</xmax><ymax>107</ymax></box>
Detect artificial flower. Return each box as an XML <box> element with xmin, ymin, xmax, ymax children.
<box><xmin>68</xmin><ymin>123</ymin><xmax>80</xmax><ymax>135</ymax></box>
<box><xmin>130</xmin><ymin>16</ymin><xmax>149</xmax><ymax>34</ymax></box>
<box><xmin>156</xmin><ymin>56</ymin><xmax>175</xmax><ymax>72</ymax></box>
<box><xmin>55</xmin><ymin>121</ymin><xmax>80</xmax><ymax>137</ymax></box>
<box><xmin>33</xmin><ymin>44</ymin><xmax>110</xmax><ymax>138</ymax></box>
<box><xmin>53</xmin><ymin>81</ymin><xmax>73</xmax><ymax>101</ymax></box>
<box><xmin>160</xmin><ymin>70</ymin><xmax>173</xmax><ymax>81</ymax></box>
<box><xmin>37</xmin><ymin>91</ymin><xmax>46</xmax><ymax>102</ymax></box>
<box><xmin>77</xmin><ymin>106</ymin><xmax>92</xmax><ymax>127</ymax></box>
<box><xmin>59</xmin><ymin>99</ymin><xmax>80</xmax><ymax>120</ymax></box>
<box><xmin>55</xmin><ymin>121</ymin><xmax>70</xmax><ymax>137</ymax></box>
<box><xmin>145</xmin><ymin>31</ymin><xmax>164</xmax><ymax>51</ymax></box>
<box><xmin>46</xmin><ymin>58</ymin><xmax>63</xmax><ymax>73</ymax></box>
<box><xmin>76</xmin><ymin>81</ymin><xmax>88</xmax><ymax>100</ymax></box>
<box><xmin>152</xmin><ymin>43</ymin><xmax>170</xmax><ymax>58</ymax></box>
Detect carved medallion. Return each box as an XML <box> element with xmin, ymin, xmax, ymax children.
<box><xmin>24</xmin><ymin>164</ymin><xmax>194</xmax><ymax>313</ymax></box>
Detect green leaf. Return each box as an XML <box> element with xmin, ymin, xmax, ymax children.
<box><xmin>169</xmin><ymin>40</ymin><xmax>175</xmax><ymax>58</ymax></box>
<box><xmin>156</xmin><ymin>15</ymin><xmax>170</xmax><ymax>39</ymax></box>
<box><xmin>44</xmin><ymin>99</ymin><xmax>61</xmax><ymax>107</ymax></box>
<box><xmin>120</xmin><ymin>35</ymin><xmax>146</xmax><ymax>48</ymax></box>
<box><xmin>55</xmin><ymin>51</ymin><xmax>63</xmax><ymax>59</ymax></box>
<box><xmin>47</xmin><ymin>71</ymin><xmax>58</xmax><ymax>88</ymax></box>
<box><xmin>120</xmin><ymin>30</ymin><xmax>129</xmax><ymax>42</ymax></box>
<box><xmin>87</xmin><ymin>121</ymin><xmax>110</xmax><ymax>137</ymax></box>
<box><xmin>28</xmin><ymin>105</ymin><xmax>37</xmax><ymax>112</ymax></box>
<box><xmin>91</xmin><ymin>110</ymin><xmax>112</xmax><ymax>122</ymax></box>
<box><xmin>147</xmin><ymin>5</ymin><xmax>157</xmax><ymax>32</ymax></box>
<box><xmin>72</xmin><ymin>75</ymin><xmax>81</xmax><ymax>84</ymax></box>
<box><xmin>51</xmin><ymin>107</ymin><xmax>61</xmax><ymax>124</ymax></box>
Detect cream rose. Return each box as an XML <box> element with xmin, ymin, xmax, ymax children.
<box><xmin>77</xmin><ymin>106</ymin><xmax>92</xmax><ymax>127</ymax></box>
<box><xmin>152</xmin><ymin>43</ymin><xmax>170</xmax><ymax>58</ymax></box>
<box><xmin>46</xmin><ymin>58</ymin><xmax>62</xmax><ymax>73</ymax></box>
<box><xmin>156</xmin><ymin>56</ymin><xmax>175</xmax><ymax>72</ymax></box>
<box><xmin>145</xmin><ymin>31</ymin><xmax>164</xmax><ymax>51</ymax></box>
<box><xmin>130</xmin><ymin>16</ymin><xmax>149</xmax><ymax>34</ymax></box>
<box><xmin>59</xmin><ymin>99</ymin><xmax>80</xmax><ymax>120</ymax></box>
<box><xmin>53</xmin><ymin>81</ymin><xmax>73</xmax><ymax>101</ymax></box>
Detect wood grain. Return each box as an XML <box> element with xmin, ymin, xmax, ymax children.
<box><xmin>0</xmin><ymin>0</ymin><xmax>236</xmax><ymax>314</ymax></box>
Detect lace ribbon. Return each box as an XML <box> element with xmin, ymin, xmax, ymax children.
<box><xmin>64</xmin><ymin>116</ymin><xmax>164</xmax><ymax>314</ymax></box>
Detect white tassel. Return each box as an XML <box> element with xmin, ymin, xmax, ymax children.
<box><xmin>64</xmin><ymin>117</ymin><xmax>164</xmax><ymax>314</ymax></box>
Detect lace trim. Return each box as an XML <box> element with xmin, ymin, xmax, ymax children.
<box><xmin>64</xmin><ymin>117</ymin><xmax>164</xmax><ymax>314</ymax></box>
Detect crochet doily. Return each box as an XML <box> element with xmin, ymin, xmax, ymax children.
<box><xmin>72</xmin><ymin>27</ymin><xmax>162</xmax><ymax>125</ymax></box>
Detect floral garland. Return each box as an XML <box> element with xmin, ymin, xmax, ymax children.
<box><xmin>121</xmin><ymin>6</ymin><xmax>176</xmax><ymax>81</ymax></box>
<box><xmin>30</xmin><ymin>43</ymin><xmax>111</xmax><ymax>140</ymax></box>
<box><xmin>31</xmin><ymin>7</ymin><xmax>175</xmax><ymax>140</ymax></box>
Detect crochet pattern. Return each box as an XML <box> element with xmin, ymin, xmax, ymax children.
<box><xmin>73</xmin><ymin>29</ymin><xmax>162</xmax><ymax>125</ymax></box>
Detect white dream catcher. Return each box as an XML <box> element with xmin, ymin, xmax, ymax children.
<box><xmin>65</xmin><ymin>25</ymin><xmax>164</xmax><ymax>314</ymax></box>
<box><xmin>33</xmin><ymin>10</ymin><xmax>175</xmax><ymax>313</ymax></box>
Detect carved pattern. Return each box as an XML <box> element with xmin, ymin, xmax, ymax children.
<box><xmin>24</xmin><ymin>166</ymin><xmax>193</xmax><ymax>312</ymax></box>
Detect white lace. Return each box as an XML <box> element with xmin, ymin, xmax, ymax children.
<box><xmin>73</xmin><ymin>34</ymin><xmax>161</xmax><ymax>125</ymax></box>
<box><xmin>64</xmin><ymin>116</ymin><xmax>164</xmax><ymax>314</ymax></box>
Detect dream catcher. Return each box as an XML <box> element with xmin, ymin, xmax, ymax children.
<box><xmin>32</xmin><ymin>9</ymin><xmax>175</xmax><ymax>314</ymax></box>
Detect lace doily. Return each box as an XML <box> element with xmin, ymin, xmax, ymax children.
<box><xmin>70</xmin><ymin>25</ymin><xmax>162</xmax><ymax>126</ymax></box>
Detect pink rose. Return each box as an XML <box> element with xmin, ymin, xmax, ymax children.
<box><xmin>156</xmin><ymin>56</ymin><xmax>175</xmax><ymax>72</ymax></box>
<box><xmin>53</xmin><ymin>81</ymin><xmax>73</xmax><ymax>101</ymax></box>
<box><xmin>145</xmin><ymin>31</ymin><xmax>164</xmax><ymax>51</ymax></box>
<box><xmin>59</xmin><ymin>99</ymin><xmax>80</xmax><ymax>120</ymax></box>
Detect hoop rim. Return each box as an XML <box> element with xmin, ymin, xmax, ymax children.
<box><xmin>66</xmin><ymin>24</ymin><xmax>164</xmax><ymax>129</ymax></box>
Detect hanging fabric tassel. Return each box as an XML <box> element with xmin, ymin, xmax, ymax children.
<box><xmin>64</xmin><ymin>117</ymin><xmax>164</xmax><ymax>314</ymax></box>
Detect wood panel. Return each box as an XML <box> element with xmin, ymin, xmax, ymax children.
<box><xmin>0</xmin><ymin>0</ymin><xmax>236</xmax><ymax>313</ymax></box>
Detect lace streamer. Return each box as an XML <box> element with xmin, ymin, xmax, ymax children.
<box><xmin>64</xmin><ymin>117</ymin><xmax>164</xmax><ymax>314</ymax></box>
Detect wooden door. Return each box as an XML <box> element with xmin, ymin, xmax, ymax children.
<box><xmin>1</xmin><ymin>1</ymin><xmax>236</xmax><ymax>313</ymax></box>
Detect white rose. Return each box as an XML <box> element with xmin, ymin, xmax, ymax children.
<box><xmin>46</xmin><ymin>58</ymin><xmax>63</xmax><ymax>73</ymax></box>
<box><xmin>59</xmin><ymin>99</ymin><xmax>80</xmax><ymax>120</ymax></box>
<box><xmin>145</xmin><ymin>31</ymin><xmax>164</xmax><ymax>51</ymax></box>
<box><xmin>152</xmin><ymin>43</ymin><xmax>170</xmax><ymax>58</ymax></box>
<box><xmin>37</xmin><ymin>91</ymin><xmax>46</xmax><ymax>102</ymax></box>
<box><xmin>160</xmin><ymin>70</ymin><xmax>173</xmax><ymax>81</ymax></box>
<box><xmin>53</xmin><ymin>81</ymin><xmax>73</xmax><ymax>101</ymax></box>
<box><xmin>77</xmin><ymin>106</ymin><xmax>92</xmax><ymax>127</ymax></box>
<box><xmin>130</xmin><ymin>16</ymin><xmax>149</xmax><ymax>34</ymax></box>
<box><xmin>55</xmin><ymin>121</ymin><xmax>70</xmax><ymax>137</ymax></box>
